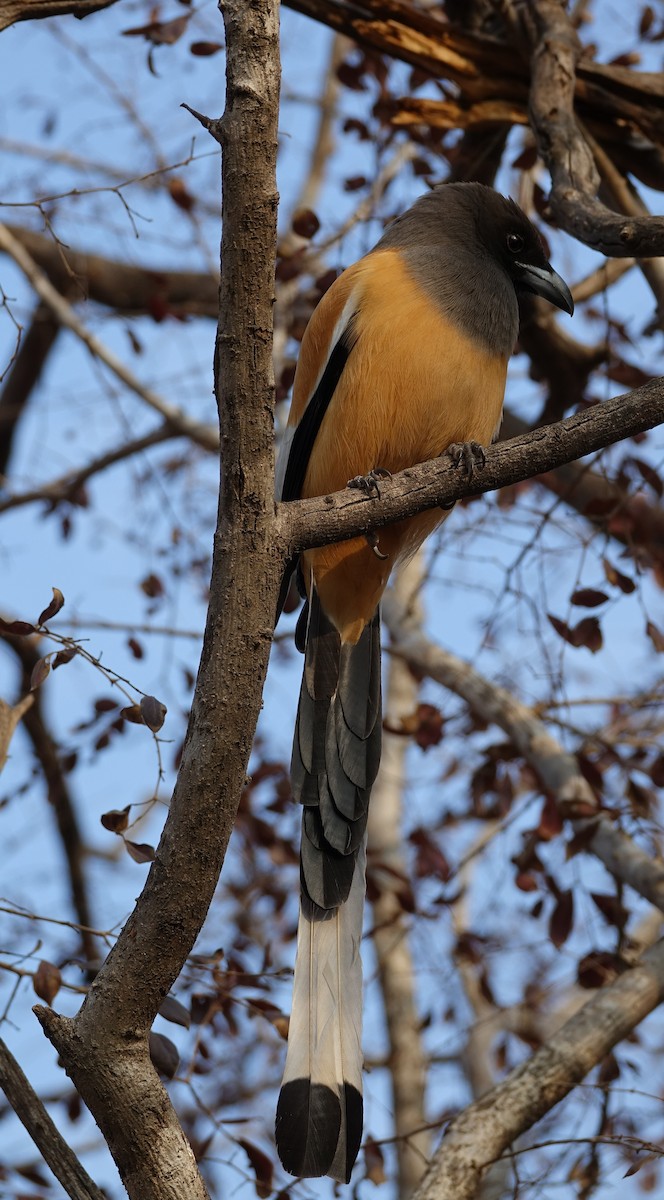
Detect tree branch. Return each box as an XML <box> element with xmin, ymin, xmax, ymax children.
<box><xmin>0</xmin><ymin>630</ymin><xmax>96</xmax><ymax>965</ymax></box>
<box><xmin>413</xmin><ymin>937</ymin><xmax>664</xmax><ymax>1200</ymax></box>
<box><xmin>281</xmin><ymin>376</ymin><xmax>664</xmax><ymax>555</ymax></box>
<box><xmin>0</xmin><ymin>0</ymin><xmax>118</xmax><ymax>32</ymax></box>
<box><xmin>284</xmin><ymin>0</ymin><xmax>664</xmax><ymax>223</ymax></box>
<box><xmin>0</xmin><ymin>1039</ymin><xmax>105</xmax><ymax>1200</ymax></box>
<box><xmin>32</xmin><ymin>2</ymin><xmax>283</xmax><ymax>1197</ymax></box>
<box><xmin>451</xmin><ymin>823</ymin><xmax>516</xmax><ymax>1200</ymax></box>
<box><xmin>0</xmin><ymin>421</ymin><xmax>187</xmax><ymax>515</ymax></box>
<box><xmin>368</xmin><ymin>557</ymin><xmax>430</xmax><ymax>1194</ymax></box>
<box><xmin>516</xmin><ymin>301</ymin><xmax>608</xmax><ymax>424</ymax></box>
<box><xmin>0</xmin><ymin>302</ymin><xmax>59</xmax><ymax>481</ymax></box>
<box><xmin>382</xmin><ymin>591</ymin><xmax>664</xmax><ymax>918</ymax></box>
<box><xmin>524</xmin><ymin>0</ymin><xmax>664</xmax><ymax>256</ymax></box>
<box><xmin>0</xmin><ymin>222</ymin><xmax>218</xmax><ymax>452</ymax></box>
<box><xmin>0</xmin><ymin>224</ymin><xmax>219</xmax><ymax>318</ymax></box>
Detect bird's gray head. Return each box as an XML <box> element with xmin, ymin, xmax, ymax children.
<box><xmin>377</xmin><ymin>182</ymin><xmax>573</xmax><ymax>354</ymax></box>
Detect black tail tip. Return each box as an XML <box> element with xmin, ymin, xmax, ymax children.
<box><xmin>276</xmin><ymin>1079</ymin><xmax>363</xmax><ymax>1183</ymax></box>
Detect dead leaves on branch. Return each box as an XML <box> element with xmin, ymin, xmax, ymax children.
<box><xmin>0</xmin><ymin>616</ymin><xmax>39</xmax><ymax>637</ymax></box>
<box><xmin>548</xmin><ymin>613</ymin><xmax>604</xmax><ymax>654</ymax></box>
<box><xmin>1</xmin><ymin>588</ymin><xmax>166</xmax><ymax>867</ymax></box>
<box><xmin>100</xmin><ymin>805</ymin><xmax>131</xmax><ymax>834</ymax></box>
<box><xmin>0</xmin><ymin>586</ymin><xmax>65</xmax><ymax>640</ymax></box>
<box><xmin>385</xmin><ymin>701</ymin><xmax>446</xmax><ymax>749</ymax></box>
<box><xmin>570</xmin><ymin>587</ymin><xmax>609</xmax><ymax>609</ymax></box>
<box><xmin>122</xmin><ymin>9</ymin><xmax>192</xmax><ymax>46</ymax></box>
<box><xmin>121</xmin><ymin>6</ymin><xmax>223</xmax><ymax>74</ymax></box>
<box><xmin>32</xmin><ymin>959</ymin><xmax>62</xmax><ymax>1006</ymax></box>
<box><xmin>37</xmin><ymin>586</ymin><xmax>65</xmax><ymax>626</ymax></box>
<box><xmin>121</xmin><ymin>695</ymin><xmax>167</xmax><ymax>732</ymax></box>
<box><xmin>148</xmin><ymin>1030</ymin><xmax>180</xmax><ymax>1078</ymax></box>
<box><xmin>100</xmin><ymin>804</ymin><xmax>156</xmax><ymax>862</ymax></box>
<box><xmin>238</xmin><ymin>1139</ymin><xmax>273</xmax><ymax>1199</ymax></box>
<box><xmin>602</xmin><ymin>558</ymin><xmax>636</xmax><ymax>594</ymax></box>
<box><xmin>293</xmin><ymin>0</ymin><xmax>664</xmax><ymax>186</ymax></box>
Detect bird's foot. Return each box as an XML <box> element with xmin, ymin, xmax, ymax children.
<box><xmin>439</xmin><ymin>441</ymin><xmax>486</xmax><ymax>510</ymax></box>
<box><xmin>347</xmin><ymin>466</ymin><xmax>392</xmax><ymax>500</ymax></box>
<box><xmin>447</xmin><ymin>440</ymin><xmax>486</xmax><ymax>480</ymax></box>
<box><xmin>364</xmin><ymin>530</ymin><xmax>389</xmax><ymax>560</ymax></box>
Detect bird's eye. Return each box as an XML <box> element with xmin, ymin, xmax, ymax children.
<box><xmin>507</xmin><ymin>233</ymin><xmax>525</xmax><ymax>254</ymax></box>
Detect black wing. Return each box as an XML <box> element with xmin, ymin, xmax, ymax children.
<box><xmin>276</xmin><ymin>323</ymin><xmax>356</xmax><ymax>625</ymax></box>
<box><xmin>280</xmin><ymin>325</ymin><xmax>355</xmax><ymax>502</ymax></box>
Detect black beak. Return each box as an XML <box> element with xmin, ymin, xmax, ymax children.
<box><xmin>515</xmin><ymin>261</ymin><xmax>574</xmax><ymax>315</ymax></box>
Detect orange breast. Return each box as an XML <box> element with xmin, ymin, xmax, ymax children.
<box><xmin>290</xmin><ymin>249</ymin><xmax>509</xmax><ymax>642</ymax></box>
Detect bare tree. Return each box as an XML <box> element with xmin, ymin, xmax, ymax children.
<box><xmin>2</xmin><ymin>1</ymin><xmax>664</xmax><ymax>1199</ymax></box>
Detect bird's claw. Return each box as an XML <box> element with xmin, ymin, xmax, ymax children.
<box><xmin>347</xmin><ymin>466</ymin><xmax>392</xmax><ymax>500</ymax></box>
<box><xmin>447</xmin><ymin>441</ymin><xmax>486</xmax><ymax>481</ymax></box>
<box><xmin>347</xmin><ymin>470</ymin><xmax>391</xmax><ymax>556</ymax></box>
<box><xmin>365</xmin><ymin>531</ymin><xmax>389</xmax><ymax>560</ymax></box>
<box><xmin>439</xmin><ymin>441</ymin><xmax>486</xmax><ymax>510</ymax></box>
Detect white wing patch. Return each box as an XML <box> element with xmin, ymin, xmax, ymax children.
<box><xmin>275</xmin><ymin>286</ymin><xmax>360</xmax><ymax>502</ymax></box>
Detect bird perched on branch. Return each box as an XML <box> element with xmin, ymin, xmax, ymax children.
<box><xmin>275</xmin><ymin>181</ymin><xmax>573</xmax><ymax>1183</ymax></box>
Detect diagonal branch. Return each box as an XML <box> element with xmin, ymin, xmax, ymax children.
<box><xmin>1</xmin><ymin>224</ymin><xmax>219</xmax><ymax>318</ymax></box>
<box><xmin>0</xmin><ymin>0</ymin><xmax>117</xmax><ymax>31</ymax></box>
<box><xmin>0</xmin><ymin>421</ymin><xmax>189</xmax><ymax>515</ymax></box>
<box><xmin>0</xmin><ymin>222</ymin><xmax>218</xmax><ymax>452</ymax></box>
<box><xmin>0</xmin><ymin>1039</ymin><xmax>105</xmax><ymax>1200</ymax></box>
<box><xmin>413</xmin><ymin>936</ymin><xmax>664</xmax><ymax>1200</ymax></box>
<box><xmin>281</xmin><ymin>376</ymin><xmax>664</xmax><ymax>555</ymax></box>
<box><xmin>382</xmin><ymin>590</ymin><xmax>664</xmax><ymax>917</ymax></box>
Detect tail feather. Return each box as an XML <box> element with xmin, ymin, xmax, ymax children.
<box><xmin>338</xmin><ymin>629</ymin><xmax>381</xmax><ymax>738</ymax></box>
<box><xmin>333</xmin><ymin>699</ymin><xmax>382</xmax><ymax>792</ymax></box>
<box><xmin>301</xmin><ymin>810</ymin><xmax>356</xmax><ymax>911</ymax></box>
<box><xmin>318</xmin><ymin>778</ymin><xmax>365</xmax><ymax>854</ymax></box>
<box><xmin>276</xmin><ymin>590</ymin><xmax>381</xmax><ymax>1181</ymax></box>
<box><xmin>321</xmin><ymin>744</ymin><xmax>365</xmax><ymax>825</ymax></box>
<box><xmin>277</xmin><ymin>845</ymin><xmax>366</xmax><ymax>1182</ymax></box>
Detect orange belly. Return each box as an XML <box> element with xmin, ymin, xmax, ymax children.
<box><xmin>290</xmin><ymin>250</ymin><xmax>509</xmax><ymax>642</ymax></box>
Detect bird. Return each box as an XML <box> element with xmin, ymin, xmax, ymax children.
<box><xmin>274</xmin><ymin>181</ymin><xmax>573</xmax><ymax>1183</ymax></box>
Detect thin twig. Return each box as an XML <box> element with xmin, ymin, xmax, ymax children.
<box><xmin>0</xmin><ymin>222</ymin><xmax>218</xmax><ymax>451</ymax></box>
<box><xmin>0</xmin><ymin>421</ymin><xmax>184</xmax><ymax>515</ymax></box>
<box><xmin>383</xmin><ymin>591</ymin><xmax>664</xmax><ymax>916</ymax></box>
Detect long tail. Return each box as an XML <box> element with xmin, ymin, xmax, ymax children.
<box><xmin>276</xmin><ymin>590</ymin><xmax>381</xmax><ymax>1182</ymax></box>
